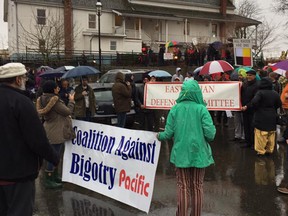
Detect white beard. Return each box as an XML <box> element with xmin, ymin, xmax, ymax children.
<box><xmin>19</xmin><ymin>80</ymin><xmax>26</xmax><ymax>90</ymax></box>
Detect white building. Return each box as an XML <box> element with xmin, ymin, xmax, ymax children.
<box><xmin>3</xmin><ymin>0</ymin><xmax>260</xmax><ymax>60</ymax></box>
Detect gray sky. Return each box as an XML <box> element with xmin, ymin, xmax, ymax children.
<box><xmin>0</xmin><ymin>0</ymin><xmax>286</xmax><ymax>58</ymax></box>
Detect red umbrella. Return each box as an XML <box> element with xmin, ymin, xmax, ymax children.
<box><xmin>199</xmin><ymin>60</ymin><xmax>234</xmax><ymax>75</ymax></box>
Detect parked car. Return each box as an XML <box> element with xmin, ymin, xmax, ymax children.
<box><xmin>89</xmin><ymin>83</ymin><xmax>135</xmax><ymax>127</ymax></box>
<box><xmin>98</xmin><ymin>69</ymin><xmax>152</xmax><ymax>85</ymax></box>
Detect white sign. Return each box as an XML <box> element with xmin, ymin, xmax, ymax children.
<box><xmin>233</xmin><ymin>39</ymin><xmax>253</xmax><ymax>67</ymax></box>
<box><xmin>233</xmin><ymin>39</ymin><xmax>253</xmax><ymax>48</ymax></box>
<box><xmin>62</xmin><ymin>120</ymin><xmax>161</xmax><ymax>213</ymax></box>
<box><xmin>163</xmin><ymin>53</ymin><xmax>173</xmax><ymax>60</ymax></box>
<box><xmin>144</xmin><ymin>82</ymin><xmax>242</xmax><ymax>111</ymax></box>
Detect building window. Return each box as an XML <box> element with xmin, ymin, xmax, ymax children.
<box><xmin>115</xmin><ymin>15</ymin><xmax>122</xmax><ymax>27</ymax></box>
<box><xmin>110</xmin><ymin>41</ymin><xmax>117</xmax><ymax>50</ymax></box>
<box><xmin>37</xmin><ymin>9</ymin><xmax>46</xmax><ymax>25</ymax></box>
<box><xmin>212</xmin><ymin>24</ymin><xmax>217</xmax><ymax>37</ymax></box>
<box><xmin>89</xmin><ymin>14</ymin><xmax>96</xmax><ymax>29</ymax></box>
<box><xmin>39</xmin><ymin>39</ymin><xmax>45</xmax><ymax>52</ymax></box>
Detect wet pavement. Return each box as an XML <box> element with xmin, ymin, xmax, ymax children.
<box><xmin>33</xmin><ymin>118</ymin><xmax>288</xmax><ymax>216</ymax></box>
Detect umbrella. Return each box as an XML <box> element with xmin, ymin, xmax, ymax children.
<box><xmin>37</xmin><ymin>66</ymin><xmax>53</xmax><ymax>72</ymax></box>
<box><xmin>211</xmin><ymin>41</ymin><xmax>223</xmax><ymax>50</ymax></box>
<box><xmin>264</xmin><ymin>63</ymin><xmax>286</xmax><ymax>76</ymax></box>
<box><xmin>235</xmin><ymin>67</ymin><xmax>261</xmax><ymax>80</ymax></box>
<box><xmin>61</xmin><ymin>66</ymin><xmax>101</xmax><ymax>79</ymax></box>
<box><xmin>54</xmin><ymin>65</ymin><xmax>75</xmax><ymax>73</ymax></box>
<box><xmin>274</xmin><ymin>60</ymin><xmax>288</xmax><ymax>71</ymax></box>
<box><xmin>199</xmin><ymin>60</ymin><xmax>234</xmax><ymax>75</ymax></box>
<box><xmin>39</xmin><ymin>68</ymin><xmax>65</xmax><ymax>78</ymax></box>
<box><xmin>193</xmin><ymin>66</ymin><xmax>203</xmax><ymax>75</ymax></box>
<box><xmin>235</xmin><ymin>66</ymin><xmax>252</xmax><ymax>73</ymax></box>
<box><xmin>148</xmin><ymin>70</ymin><xmax>172</xmax><ymax>77</ymax></box>
<box><xmin>165</xmin><ymin>40</ymin><xmax>178</xmax><ymax>48</ymax></box>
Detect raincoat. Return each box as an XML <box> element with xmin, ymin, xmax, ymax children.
<box><xmin>158</xmin><ymin>80</ymin><xmax>215</xmax><ymax>168</ymax></box>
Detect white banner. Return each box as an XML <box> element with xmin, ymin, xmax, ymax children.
<box><xmin>62</xmin><ymin>120</ymin><xmax>161</xmax><ymax>213</ymax></box>
<box><xmin>144</xmin><ymin>82</ymin><xmax>242</xmax><ymax>111</ymax></box>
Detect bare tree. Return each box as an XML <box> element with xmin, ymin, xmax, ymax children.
<box><xmin>18</xmin><ymin>10</ymin><xmax>78</xmax><ymax>64</ymax></box>
<box><xmin>235</xmin><ymin>0</ymin><xmax>278</xmax><ymax>57</ymax></box>
<box><xmin>253</xmin><ymin>20</ymin><xmax>279</xmax><ymax>57</ymax></box>
<box><xmin>235</xmin><ymin>0</ymin><xmax>260</xmax><ymax>39</ymax></box>
<box><xmin>274</xmin><ymin>0</ymin><xmax>288</xmax><ymax>13</ymax></box>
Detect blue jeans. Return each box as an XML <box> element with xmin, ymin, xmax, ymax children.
<box><xmin>46</xmin><ymin>144</ymin><xmax>63</xmax><ymax>172</ymax></box>
<box><xmin>117</xmin><ymin>112</ymin><xmax>127</xmax><ymax>128</ymax></box>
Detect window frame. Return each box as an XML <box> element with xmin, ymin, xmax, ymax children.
<box><xmin>110</xmin><ymin>41</ymin><xmax>117</xmax><ymax>51</ymax></box>
<box><xmin>88</xmin><ymin>14</ymin><xmax>96</xmax><ymax>29</ymax></box>
<box><xmin>37</xmin><ymin>9</ymin><xmax>46</xmax><ymax>25</ymax></box>
<box><xmin>212</xmin><ymin>24</ymin><xmax>218</xmax><ymax>37</ymax></box>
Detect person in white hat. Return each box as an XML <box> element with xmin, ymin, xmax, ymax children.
<box><xmin>171</xmin><ymin>67</ymin><xmax>184</xmax><ymax>82</ymax></box>
<box><xmin>0</xmin><ymin>63</ymin><xmax>59</xmax><ymax>216</ymax></box>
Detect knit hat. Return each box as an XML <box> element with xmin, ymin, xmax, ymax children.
<box><xmin>42</xmin><ymin>80</ymin><xmax>58</xmax><ymax>93</ymax></box>
<box><xmin>246</xmin><ymin>69</ymin><xmax>256</xmax><ymax>75</ymax></box>
<box><xmin>0</xmin><ymin>63</ymin><xmax>27</xmax><ymax>79</ymax></box>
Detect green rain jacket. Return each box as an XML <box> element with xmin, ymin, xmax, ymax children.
<box><xmin>158</xmin><ymin>80</ymin><xmax>216</xmax><ymax>168</ymax></box>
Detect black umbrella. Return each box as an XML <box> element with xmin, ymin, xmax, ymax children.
<box><xmin>61</xmin><ymin>66</ymin><xmax>101</xmax><ymax>79</ymax></box>
<box><xmin>39</xmin><ymin>68</ymin><xmax>64</xmax><ymax>78</ymax></box>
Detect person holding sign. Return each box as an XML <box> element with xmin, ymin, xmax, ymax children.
<box><xmin>157</xmin><ymin>80</ymin><xmax>216</xmax><ymax>216</ymax></box>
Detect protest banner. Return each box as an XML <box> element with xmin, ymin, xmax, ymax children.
<box><xmin>233</xmin><ymin>39</ymin><xmax>253</xmax><ymax>67</ymax></box>
<box><xmin>62</xmin><ymin>120</ymin><xmax>161</xmax><ymax>213</ymax></box>
<box><xmin>63</xmin><ymin>191</ymin><xmax>136</xmax><ymax>216</ymax></box>
<box><xmin>144</xmin><ymin>81</ymin><xmax>241</xmax><ymax>111</ymax></box>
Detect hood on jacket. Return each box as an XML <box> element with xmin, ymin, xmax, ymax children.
<box><xmin>36</xmin><ymin>94</ymin><xmax>59</xmax><ymax>116</ymax></box>
<box><xmin>115</xmin><ymin>72</ymin><xmax>125</xmax><ymax>83</ymax></box>
<box><xmin>176</xmin><ymin>80</ymin><xmax>205</xmax><ymax>106</ymax></box>
<box><xmin>259</xmin><ymin>77</ymin><xmax>273</xmax><ymax>90</ymax></box>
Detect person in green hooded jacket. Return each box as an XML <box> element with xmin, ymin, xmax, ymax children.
<box><xmin>157</xmin><ymin>80</ymin><xmax>216</xmax><ymax>216</ymax></box>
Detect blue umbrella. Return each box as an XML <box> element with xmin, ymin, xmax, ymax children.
<box><xmin>39</xmin><ymin>68</ymin><xmax>65</xmax><ymax>78</ymax></box>
<box><xmin>148</xmin><ymin>70</ymin><xmax>171</xmax><ymax>77</ymax></box>
<box><xmin>61</xmin><ymin>66</ymin><xmax>101</xmax><ymax>79</ymax></box>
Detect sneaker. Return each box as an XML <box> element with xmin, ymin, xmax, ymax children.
<box><xmin>277</xmin><ymin>187</ymin><xmax>288</xmax><ymax>194</ymax></box>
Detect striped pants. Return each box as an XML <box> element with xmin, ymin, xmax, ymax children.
<box><xmin>176</xmin><ymin>167</ymin><xmax>205</xmax><ymax>216</ymax></box>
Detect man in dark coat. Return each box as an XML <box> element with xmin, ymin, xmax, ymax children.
<box><xmin>0</xmin><ymin>63</ymin><xmax>59</xmax><ymax>216</ymax></box>
<box><xmin>74</xmin><ymin>76</ymin><xmax>96</xmax><ymax>122</ymax></box>
<box><xmin>112</xmin><ymin>72</ymin><xmax>132</xmax><ymax>127</ymax></box>
<box><xmin>240</xmin><ymin>69</ymin><xmax>259</xmax><ymax>148</ymax></box>
<box><xmin>243</xmin><ymin>77</ymin><xmax>282</xmax><ymax>155</ymax></box>
<box><xmin>135</xmin><ymin>75</ymin><xmax>154</xmax><ymax>131</ymax></box>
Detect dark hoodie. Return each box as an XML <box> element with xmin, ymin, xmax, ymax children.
<box><xmin>247</xmin><ymin>77</ymin><xmax>282</xmax><ymax>131</ymax></box>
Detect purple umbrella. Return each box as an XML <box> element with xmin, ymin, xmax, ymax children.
<box><xmin>274</xmin><ymin>60</ymin><xmax>288</xmax><ymax>71</ymax></box>
<box><xmin>211</xmin><ymin>41</ymin><xmax>223</xmax><ymax>50</ymax></box>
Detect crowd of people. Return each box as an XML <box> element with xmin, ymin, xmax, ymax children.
<box><xmin>1</xmin><ymin>61</ymin><xmax>288</xmax><ymax>216</ymax></box>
